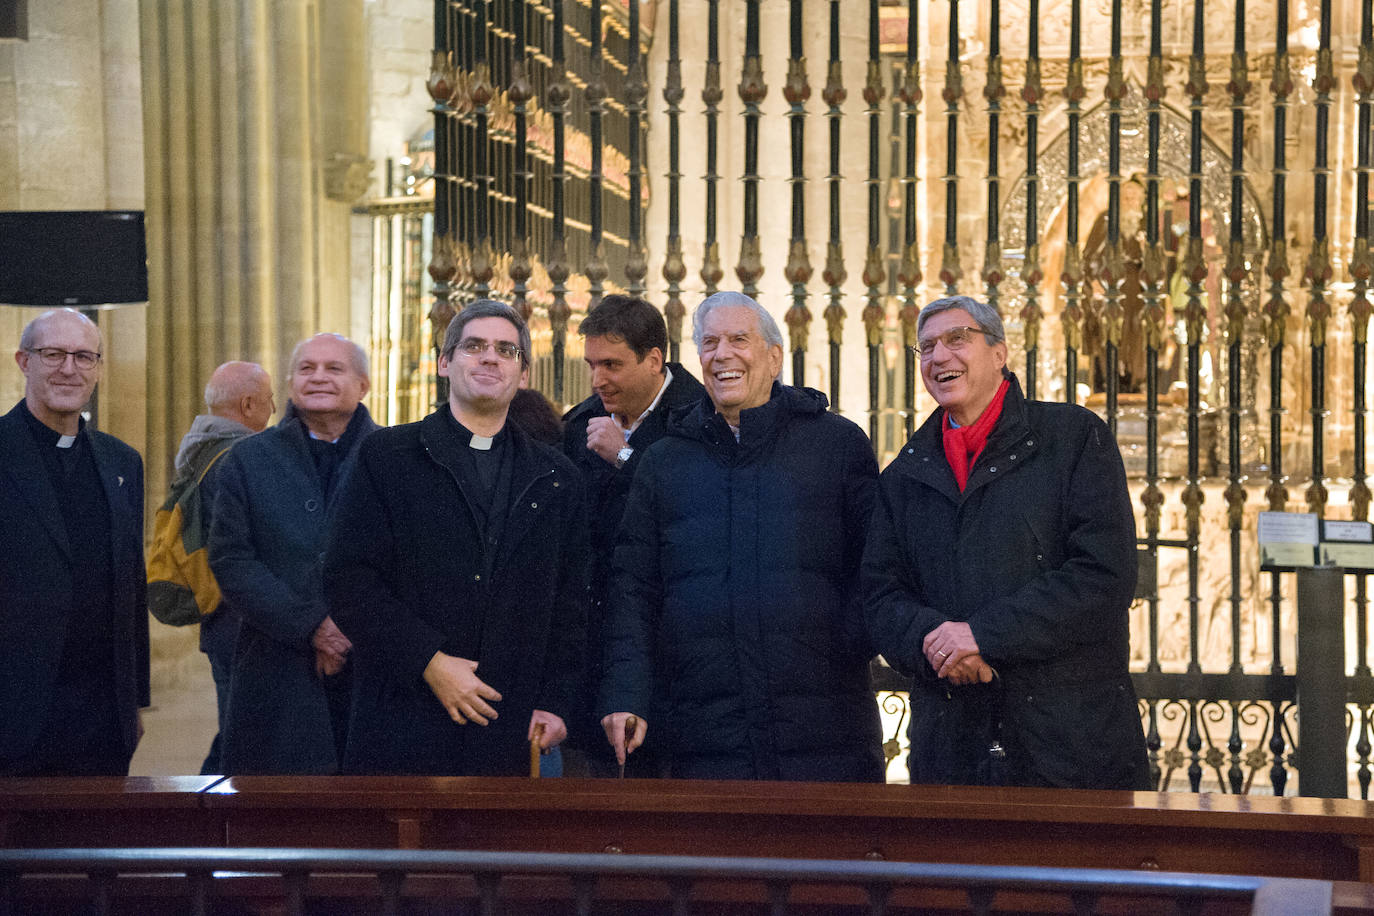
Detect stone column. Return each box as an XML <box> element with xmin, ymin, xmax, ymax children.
<box><xmin>138</xmin><ymin>0</ymin><xmax>368</xmax><ymax>502</ymax></box>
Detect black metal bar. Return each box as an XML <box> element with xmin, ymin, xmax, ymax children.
<box><xmin>470</xmin><ymin>0</ymin><xmax>493</xmax><ymax>298</ymax></box>
<box><xmin>736</xmin><ymin>0</ymin><xmax>765</xmax><ymax>297</ymax></box>
<box><xmin>1180</xmin><ymin>0</ymin><xmax>1208</xmax><ymax>792</ymax></box>
<box><xmin>1221</xmin><ymin>0</ymin><xmax>1250</xmax><ymax>797</ymax></box>
<box><xmin>863</xmin><ymin>0</ymin><xmax>886</xmax><ymax>432</ymax></box>
<box><xmin>1061</xmin><ymin>0</ymin><xmax>1082</xmax><ymax>405</ymax></box>
<box><xmin>1139</xmin><ymin>0</ymin><xmax>1164</xmax><ymax>777</ymax></box>
<box><xmin>1355</xmin><ymin>0</ymin><xmax>1374</xmax><ymax>800</ymax></box>
<box><xmin>379</xmin><ymin>870</ymin><xmax>403</xmax><ymax>916</ymax></box>
<box><xmin>982</xmin><ymin>0</ymin><xmax>1002</xmax><ymax>324</ymax></box>
<box><xmin>1020</xmin><ymin>0</ymin><xmax>1042</xmax><ymax>399</ymax></box>
<box><xmin>701</xmin><ymin>0</ymin><xmax>722</xmax><ymax>295</ymax></box>
<box><xmin>784</xmin><ymin>0</ymin><xmax>812</xmax><ymax>385</ymax></box>
<box><xmin>586</xmin><ymin>0</ymin><xmax>607</xmax><ymax>306</ymax></box>
<box><xmin>1266</xmin><ymin>0</ymin><xmax>1293</xmax><ymax>793</ymax></box>
<box><xmin>939</xmin><ymin>0</ymin><xmax>961</xmax><ymax>295</ymax></box>
<box><xmin>510</xmin><ymin>0</ymin><xmax>531</xmax><ymax>320</ymax></box>
<box><xmin>547</xmin><ymin>0</ymin><xmax>570</xmax><ymax>402</ymax></box>
<box><xmin>823</xmin><ymin>0</ymin><xmax>847</xmax><ymax>409</ymax></box>
<box><xmin>624</xmin><ymin>0</ymin><xmax>646</xmax><ymax>297</ymax></box>
<box><xmin>663</xmin><ymin>0</ymin><xmax>685</xmax><ymax>363</ymax></box>
<box><xmin>1101</xmin><ymin>0</ymin><xmax>1125</xmax><ymax>433</ymax></box>
<box><xmin>1305</xmin><ymin>0</ymin><xmax>1334</xmax><ymax>517</ymax></box>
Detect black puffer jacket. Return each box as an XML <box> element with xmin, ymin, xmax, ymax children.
<box><xmin>863</xmin><ymin>371</ymin><xmax>1150</xmax><ymax>789</ymax></box>
<box><xmin>600</xmin><ymin>383</ymin><xmax>884</xmax><ymax>781</ymax></box>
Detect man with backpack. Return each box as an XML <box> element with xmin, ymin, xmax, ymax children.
<box><xmin>151</xmin><ymin>361</ymin><xmax>274</xmax><ymax>773</ymax></box>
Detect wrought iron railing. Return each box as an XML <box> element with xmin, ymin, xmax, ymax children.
<box><xmin>410</xmin><ymin>1</ymin><xmax>1374</xmax><ymax>800</ymax></box>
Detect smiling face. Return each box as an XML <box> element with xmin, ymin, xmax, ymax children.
<box><xmin>584</xmin><ymin>334</ymin><xmax>664</xmax><ymax>424</ymax></box>
<box><xmin>698</xmin><ymin>304</ymin><xmax>783</xmax><ymax>426</ymax></box>
<box><xmin>918</xmin><ymin>307</ymin><xmax>1007</xmax><ymax>427</ymax></box>
<box><xmin>439</xmin><ymin>315</ymin><xmax>527</xmax><ymax>416</ymax></box>
<box><xmin>289</xmin><ymin>335</ymin><xmax>370</xmax><ymax>425</ymax></box>
<box><xmin>16</xmin><ymin>310</ymin><xmax>102</xmax><ymax>434</ymax></box>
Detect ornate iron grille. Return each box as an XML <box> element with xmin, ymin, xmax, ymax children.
<box><xmin>415</xmin><ymin>0</ymin><xmax>1374</xmax><ymax>795</ymax></box>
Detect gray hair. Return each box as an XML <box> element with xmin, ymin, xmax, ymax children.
<box><xmin>917</xmin><ymin>296</ymin><xmax>1005</xmax><ymax>346</ymax></box>
<box><xmin>442</xmin><ymin>299</ymin><xmax>533</xmax><ymax>367</ymax></box>
<box><xmin>691</xmin><ymin>291</ymin><xmax>784</xmax><ymax>349</ymax></box>
<box><xmin>288</xmin><ymin>333</ymin><xmax>369</xmax><ymax>379</ymax></box>
<box><xmin>204</xmin><ymin>361</ymin><xmax>269</xmax><ymax>410</ymax></box>
<box><xmin>19</xmin><ymin>308</ymin><xmax>102</xmax><ymax>352</ymax></box>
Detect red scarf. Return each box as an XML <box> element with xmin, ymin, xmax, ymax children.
<box><xmin>942</xmin><ymin>378</ymin><xmax>1010</xmax><ymax>491</ymax></box>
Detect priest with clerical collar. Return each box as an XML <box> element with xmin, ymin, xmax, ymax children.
<box><xmin>0</xmin><ymin>308</ymin><xmax>149</xmax><ymax>777</ymax></box>
<box><xmin>325</xmin><ymin>299</ymin><xmax>588</xmax><ymax>777</ymax></box>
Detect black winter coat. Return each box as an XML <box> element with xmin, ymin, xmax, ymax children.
<box><xmin>863</xmin><ymin>371</ymin><xmax>1150</xmax><ymax>789</ymax></box>
<box><xmin>600</xmin><ymin>383</ymin><xmax>884</xmax><ymax>782</ymax></box>
<box><xmin>561</xmin><ymin>363</ymin><xmax>705</xmax><ymax>754</ymax></box>
<box><xmin>0</xmin><ymin>403</ymin><xmax>149</xmax><ymax>775</ymax></box>
<box><xmin>323</xmin><ymin>407</ymin><xmax>588</xmax><ymax>776</ymax></box>
<box><xmin>209</xmin><ymin>403</ymin><xmax>378</xmax><ymax>775</ymax></box>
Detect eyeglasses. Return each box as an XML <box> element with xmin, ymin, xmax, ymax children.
<box><xmin>912</xmin><ymin>326</ymin><xmax>998</xmax><ymax>358</ymax></box>
<box><xmin>25</xmin><ymin>347</ymin><xmax>102</xmax><ymax>370</ymax></box>
<box><xmin>456</xmin><ymin>338</ymin><xmax>524</xmax><ymax>361</ymax></box>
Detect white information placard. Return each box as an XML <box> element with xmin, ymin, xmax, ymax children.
<box><xmin>1258</xmin><ymin>511</ymin><xmax>1318</xmax><ymax>569</ymax></box>
<box><xmin>1321</xmin><ymin>520</ymin><xmax>1374</xmax><ymax>570</ymax></box>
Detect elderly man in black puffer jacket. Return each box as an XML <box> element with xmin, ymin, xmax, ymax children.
<box><xmin>599</xmin><ymin>291</ymin><xmax>884</xmax><ymax>782</ymax></box>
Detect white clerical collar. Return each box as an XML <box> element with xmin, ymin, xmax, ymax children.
<box><xmin>56</xmin><ymin>434</ymin><xmax>76</xmax><ymax>448</ymax></box>
<box><xmin>469</xmin><ymin>433</ymin><xmax>494</xmax><ymax>450</ymax></box>
<box><xmin>619</xmin><ymin>366</ymin><xmax>674</xmax><ymax>441</ymax></box>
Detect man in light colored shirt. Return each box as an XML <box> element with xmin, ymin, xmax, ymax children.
<box><xmin>561</xmin><ymin>294</ymin><xmax>704</xmax><ymax>776</ymax></box>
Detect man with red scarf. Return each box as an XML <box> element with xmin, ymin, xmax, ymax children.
<box><xmin>863</xmin><ymin>295</ymin><xmax>1151</xmax><ymax>789</ymax></box>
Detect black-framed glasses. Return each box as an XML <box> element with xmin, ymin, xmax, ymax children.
<box><xmin>911</xmin><ymin>326</ymin><xmax>997</xmax><ymax>358</ymax></box>
<box><xmin>26</xmin><ymin>347</ymin><xmax>102</xmax><ymax>370</ymax></box>
<box><xmin>457</xmin><ymin>338</ymin><xmax>524</xmax><ymax>361</ymax></box>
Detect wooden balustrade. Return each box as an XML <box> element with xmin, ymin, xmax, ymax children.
<box><xmin>7</xmin><ymin>777</ymin><xmax>1374</xmax><ymax>889</ymax></box>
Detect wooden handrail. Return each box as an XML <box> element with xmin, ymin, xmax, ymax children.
<box><xmin>5</xmin><ymin>777</ymin><xmax>1374</xmax><ymax>885</ymax></box>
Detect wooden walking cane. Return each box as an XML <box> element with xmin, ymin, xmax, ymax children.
<box><xmin>529</xmin><ymin>722</ymin><xmax>545</xmax><ymax>778</ymax></box>
<box><xmin>619</xmin><ymin>715</ymin><xmax>638</xmax><ymax>779</ymax></box>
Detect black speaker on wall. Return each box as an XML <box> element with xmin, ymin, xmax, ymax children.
<box><xmin>0</xmin><ymin>210</ymin><xmax>148</xmax><ymax>307</ymax></box>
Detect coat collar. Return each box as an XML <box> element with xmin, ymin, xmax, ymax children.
<box><xmin>419</xmin><ymin>404</ymin><xmax>555</xmax><ymax>494</ymax></box>
<box><xmin>0</xmin><ymin>401</ymin><xmax>136</xmax><ymax>563</ymax></box>
<box><xmin>563</xmin><ymin>361</ymin><xmax>706</xmax><ymax>426</ymax></box>
<box><xmin>419</xmin><ymin>405</ymin><xmax>563</xmax><ymax>568</ymax></box>
<box><xmin>0</xmin><ymin>402</ymin><xmax>71</xmax><ymax>559</ymax></box>
<box><xmin>669</xmin><ymin>382</ymin><xmax>828</xmax><ymax>460</ymax></box>
<box><xmin>272</xmin><ymin>400</ymin><xmax>378</xmax><ymax>484</ymax></box>
<box><xmin>897</xmin><ymin>371</ymin><xmax>1037</xmax><ymax>502</ymax></box>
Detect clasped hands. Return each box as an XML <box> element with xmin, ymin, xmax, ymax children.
<box><xmin>423</xmin><ymin>651</ymin><xmax>566</xmax><ymax>751</ymax></box>
<box><xmin>312</xmin><ymin>615</ymin><xmax>352</xmax><ymax>678</ymax></box>
<box><xmin>923</xmin><ymin>621</ymin><xmax>996</xmax><ymax>686</ymax></box>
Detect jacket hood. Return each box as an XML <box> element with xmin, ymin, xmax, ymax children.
<box><xmin>173</xmin><ymin>413</ymin><xmax>255</xmax><ymax>478</ymax></box>
<box><xmin>667</xmin><ymin>382</ymin><xmax>829</xmax><ymax>456</ymax></box>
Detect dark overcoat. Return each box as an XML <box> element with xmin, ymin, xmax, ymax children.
<box><xmin>208</xmin><ymin>403</ymin><xmax>377</xmax><ymax>774</ymax></box>
<box><xmin>863</xmin><ymin>371</ymin><xmax>1151</xmax><ymax>789</ymax></box>
<box><xmin>0</xmin><ymin>403</ymin><xmax>149</xmax><ymax>773</ymax></box>
<box><xmin>599</xmin><ymin>383</ymin><xmax>884</xmax><ymax>782</ymax></box>
<box><xmin>323</xmin><ymin>407</ymin><xmax>588</xmax><ymax>776</ymax></box>
<box><xmin>560</xmin><ymin>363</ymin><xmax>704</xmax><ymax>752</ymax></box>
